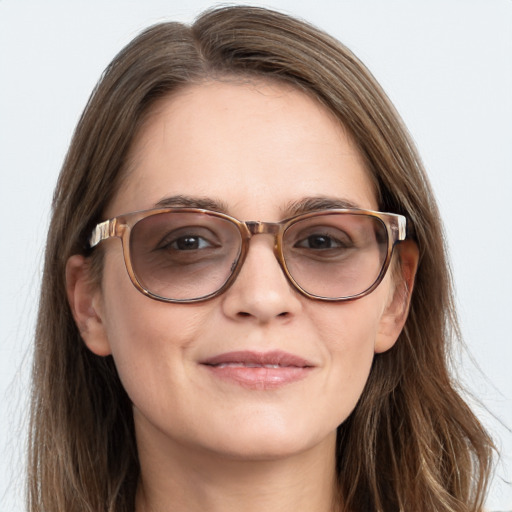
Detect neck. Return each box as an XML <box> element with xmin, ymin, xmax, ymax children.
<box><xmin>135</xmin><ymin>431</ymin><xmax>339</xmax><ymax>512</ymax></box>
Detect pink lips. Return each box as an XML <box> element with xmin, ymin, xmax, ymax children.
<box><xmin>201</xmin><ymin>350</ymin><xmax>314</xmax><ymax>389</ymax></box>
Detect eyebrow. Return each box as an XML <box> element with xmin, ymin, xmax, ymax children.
<box><xmin>283</xmin><ymin>196</ymin><xmax>362</xmax><ymax>217</ymax></box>
<box><xmin>155</xmin><ymin>195</ymin><xmax>230</xmax><ymax>213</ymax></box>
<box><xmin>154</xmin><ymin>195</ymin><xmax>362</xmax><ymax>218</ymax></box>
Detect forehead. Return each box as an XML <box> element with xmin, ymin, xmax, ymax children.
<box><xmin>107</xmin><ymin>80</ymin><xmax>377</xmax><ymax>219</ymax></box>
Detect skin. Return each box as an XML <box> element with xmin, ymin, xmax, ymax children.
<box><xmin>67</xmin><ymin>80</ymin><xmax>418</xmax><ymax>512</ymax></box>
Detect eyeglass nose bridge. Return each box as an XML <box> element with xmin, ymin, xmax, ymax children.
<box><xmin>232</xmin><ymin>220</ymin><xmax>290</xmax><ymax>291</ymax></box>
<box><xmin>244</xmin><ymin>220</ymin><xmax>281</xmax><ymax>236</ymax></box>
<box><xmin>242</xmin><ymin>221</ymin><xmax>283</xmax><ymax>259</ymax></box>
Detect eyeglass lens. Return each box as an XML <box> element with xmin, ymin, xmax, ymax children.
<box><xmin>129</xmin><ymin>211</ymin><xmax>388</xmax><ymax>301</ymax></box>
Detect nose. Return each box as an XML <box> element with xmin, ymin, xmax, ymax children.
<box><xmin>220</xmin><ymin>235</ymin><xmax>303</xmax><ymax>323</ymax></box>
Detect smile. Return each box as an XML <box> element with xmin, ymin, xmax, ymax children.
<box><xmin>200</xmin><ymin>351</ymin><xmax>314</xmax><ymax>389</ymax></box>
<box><xmin>213</xmin><ymin>363</ymin><xmax>287</xmax><ymax>368</ymax></box>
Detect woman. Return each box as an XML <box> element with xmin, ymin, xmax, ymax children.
<box><xmin>28</xmin><ymin>5</ymin><xmax>494</xmax><ymax>512</ymax></box>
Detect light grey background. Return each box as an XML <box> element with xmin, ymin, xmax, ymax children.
<box><xmin>1</xmin><ymin>1</ymin><xmax>511</xmax><ymax>510</ymax></box>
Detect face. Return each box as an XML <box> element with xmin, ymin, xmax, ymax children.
<box><xmin>70</xmin><ymin>80</ymin><xmax>411</xmax><ymax>464</ymax></box>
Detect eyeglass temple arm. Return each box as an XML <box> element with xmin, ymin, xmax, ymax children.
<box><xmin>89</xmin><ymin>219</ymin><xmax>117</xmax><ymax>248</ymax></box>
<box><xmin>395</xmin><ymin>215</ymin><xmax>407</xmax><ymax>241</ymax></box>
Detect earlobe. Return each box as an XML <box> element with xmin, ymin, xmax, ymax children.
<box><xmin>374</xmin><ymin>240</ymin><xmax>419</xmax><ymax>354</ymax></box>
<box><xmin>66</xmin><ymin>254</ymin><xmax>112</xmax><ymax>356</ymax></box>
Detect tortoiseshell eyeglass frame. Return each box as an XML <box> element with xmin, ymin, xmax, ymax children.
<box><xmin>89</xmin><ymin>207</ymin><xmax>407</xmax><ymax>304</ymax></box>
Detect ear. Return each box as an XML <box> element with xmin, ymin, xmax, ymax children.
<box><xmin>375</xmin><ymin>240</ymin><xmax>419</xmax><ymax>354</ymax></box>
<box><xmin>66</xmin><ymin>254</ymin><xmax>112</xmax><ymax>356</ymax></box>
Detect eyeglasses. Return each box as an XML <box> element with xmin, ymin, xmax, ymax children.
<box><xmin>89</xmin><ymin>207</ymin><xmax>407</xmax><ymax>303</ymax></box>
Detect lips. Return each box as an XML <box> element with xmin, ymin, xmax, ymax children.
<box><xmin>200</xmin><ymin>350</ymin><xmax>314</xmax><ymax>389</ymax></box>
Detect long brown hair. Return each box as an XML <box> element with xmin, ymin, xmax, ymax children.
<box><xmin>28</xmin><ymin>6</ymin><xmax>494</xmax><ymax>511</ymax></box>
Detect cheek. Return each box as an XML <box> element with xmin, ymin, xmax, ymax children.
<box><xmin>306</xmin><ymin>292</ymin><xmax>387</xmax><ymax>421</ymax></box>
<box><xmin>101</xmin><ymin>245</ymin><xmax>207</xmax><ymax>347</ymax></box>
<box><xmin>98</xmin><ymin>249</ymin><xmax>211</xmax><ymax>410</ymax></box>
<box><xmin>311</xmin><ymin>291</ymin><xmax>385</xmax><ymax>359</ymax></box>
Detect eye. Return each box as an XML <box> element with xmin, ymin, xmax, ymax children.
<box><xmin>168</xmin><ymin>235</ymin><xmax>213</xmax><ymax>251</ymax></box>
<box><xmin>294</xmin><ymin>232</ymin><xmax>351</xmax><ymax>250</ymax></box>
<box><xmin>154</xmin><ymin>226</ymin><xmax>221</xmax><ymax>253</ymax></box>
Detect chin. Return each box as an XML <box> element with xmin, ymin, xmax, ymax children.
<box><xmin>201</xmin><ymin>420</ymin><xmax>338</xmax><ymax>462</ymax></box>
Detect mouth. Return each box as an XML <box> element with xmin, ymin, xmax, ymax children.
<box><xmin>200</xmin><ymin>351</ymin><xmax>314</xmax><ymax>389</ymax></box>
<box><xmin>212</xmin><ymin>362</ymin><xmax>292</xmax><ymax>369</ymax></box>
